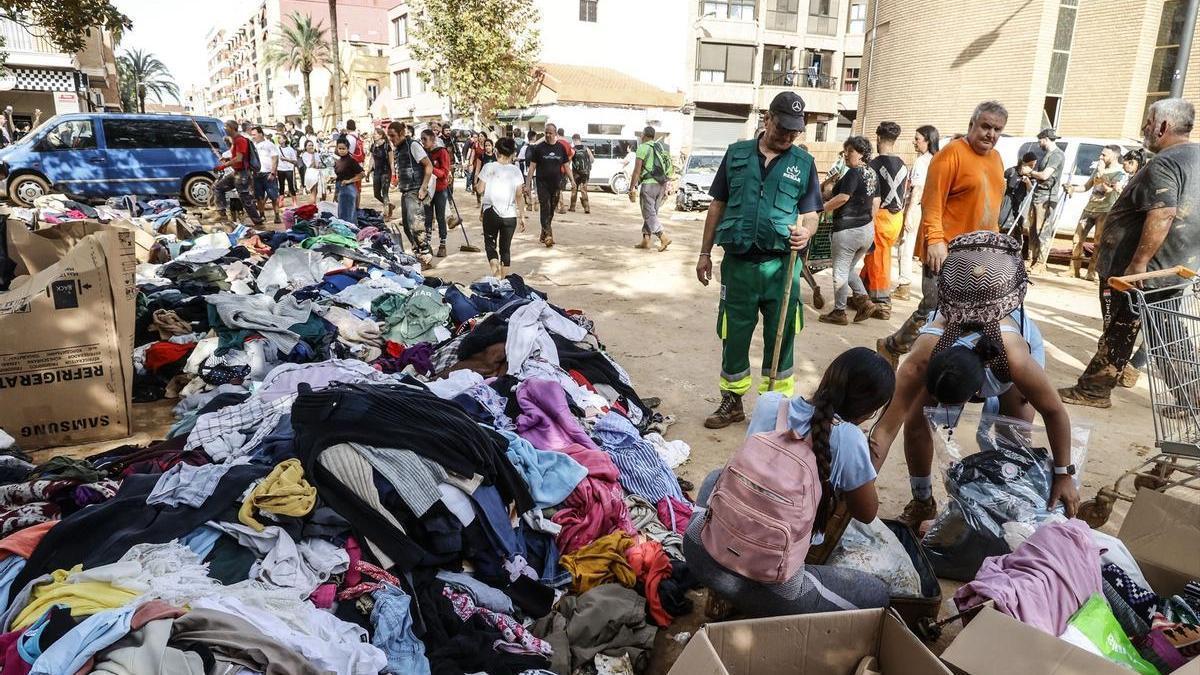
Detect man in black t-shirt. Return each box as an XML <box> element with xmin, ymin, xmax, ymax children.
<box><xmin>1060</xmin><ymin>98</ymin><xmax>1199</xmax><ymax>409</ymax></box>
<box><xmin>525</xmin><ymin>123</ymin><xmax>571</xmax><ymax>246</ymax></box>
<box><xmin>862</xmin><ymin>121</ymin><xmax>908</xmax><ymax>316</ymax></box>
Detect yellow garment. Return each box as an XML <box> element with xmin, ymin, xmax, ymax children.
<box><xmin>13</xmin><ymin>566</ymin><xmax>139</xmax><ymax>629</ymax></box>
<box><xmin>560</xmin><ymin>532</ymin><xmax>636</xmax><ymax>594</ymax></box>
<box><xmin>239</xmin><ymin>458</ymin><xmax>317</xmax><ymax>531</ymax></box>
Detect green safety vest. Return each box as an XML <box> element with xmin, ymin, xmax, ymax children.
<box><xmin>714</xmin><ymin>139</ymin><xmax>815</xmax><ymax>255</ymax></box>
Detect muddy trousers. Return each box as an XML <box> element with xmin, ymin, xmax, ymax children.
<box><xmin>717</xmin><ymin>254</ymin><xmax>803</xmax><ymax>397</ymax></box>
<box><xmin>1076</xmin><ymin>283</ymin><xmax>1194</xmax><ymax>402</ymax></box>
<box><xmin>535</xmin><ymin>178</ymin><xmax>561</xmax><ymax>238</ymax></box>
<box><xmin>860</xmin><ymin>209</ymin><xmax>903</xmax><ymax>302</ymax></box>
<box><xmin>883</xmin><ymin>266</ymin><xmax>939</xmax><ymax>354</ymax></box>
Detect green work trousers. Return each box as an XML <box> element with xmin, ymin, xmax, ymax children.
<box><xmin>716</xmin><ymin>254</ymin><xmax>803</xmax><ymax>397</ymax></box>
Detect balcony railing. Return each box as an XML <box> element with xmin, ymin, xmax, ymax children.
<box><xmin>761</xmin><ymin>71</ymin><xmax>839</xmax><ymax>89</ymax></box>
<box><xmin>0</xmin><ymin>18</ymin><xmax>61</xmax><ymax>55</ymax></box>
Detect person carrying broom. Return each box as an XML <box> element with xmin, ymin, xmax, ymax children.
<box><xmin>695</xmin><ymin>91</ymin><xmax>822</xmax><ymax>429</ymax></box>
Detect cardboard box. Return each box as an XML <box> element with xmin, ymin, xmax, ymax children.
<box><xmin>943</xmin><ymin>489</ymin><xmax>1200</xmax><ymax>675</ymax></box>
<box><xmin>0</xmin><ymin>228</ymin><xmax>136</xmax><ymax>448</ymax></box>
<box><xmin>5</xmin><ymin>219</ymin><xmax>155</xmax><ymax>275</ymax></box>
<box><xmin>668</xmin><ymin>608</ymin><xmax>952</xmax><ymax>675</ymax></box>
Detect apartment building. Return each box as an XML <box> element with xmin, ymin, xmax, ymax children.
<box><xmin>857</xmin><ymin>0</ymin><xmax>1200</xmax><ymax>141</ymax></box>
<box><xmin>687</xmin><ymin>0</ymin><xmax>868</xmax><ymax>148</ymax></box>
<box><xmin>205</xmin><ymin>0</ymin><xmax>391</xmax><ymax>127</ymax></box>
<box><xmin>0</xmin><ymin>19</ymin><xmax>121</xmax><ymax>124</ymax></box>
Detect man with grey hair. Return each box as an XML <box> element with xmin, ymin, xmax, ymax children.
<box><xmin>875</xmin><ymin>99</ymin><xmax>1008</xmax><ymax>528</ymax></box>
<box><xmin>1060</xmin><ymin>98</ymin><xmax>1198</xmax><ymax>410</ymax></box>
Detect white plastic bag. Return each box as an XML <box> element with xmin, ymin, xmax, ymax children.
<box><xmin>827</xmin><ymin>518</ymin><xmax>921</xmax><ymax>597</ymax></box>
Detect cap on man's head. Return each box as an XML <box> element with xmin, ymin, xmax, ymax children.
<box><xmin>769</xmin><ymin>92</ymin><xmax>807</xmax><ymax>131</ymax></box>
<box><xmin>1037</xmin><ymin>128</ymin><xmax>1059</xmax><ymax>140</ymax></box>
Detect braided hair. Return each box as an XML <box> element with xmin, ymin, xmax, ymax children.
<box><xmin>808</xmin><ymin>347</ymin><xmax>895</xmax><ymax>532</ymax></box>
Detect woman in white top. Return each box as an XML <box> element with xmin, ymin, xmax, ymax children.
<box><xmin>474</xmin><ymin>136</ymin><xmax>526</xmax><ymax>278</ymax></box>
<box><xmin>277</xmin><ymin>137</ymin><xmax>299</xmax><ymax>207</ymax></box>
<box><xmin>895</xmin><ymin>125</ymin><xmax>940</xmax><ymax>300</ymax></box>
<box><xmin>300</xmin><ymin>140</ymin><xmax>322</xmax><ymax>204</ymax></box>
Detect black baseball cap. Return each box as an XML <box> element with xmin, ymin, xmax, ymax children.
<box><xmin>1037</xmin><ymin>127</ymin><xmax>1059</xmax><ymax>140</ymax></box>
<box><xmin>769</xmin><ymin>92</ymin><xmax>807</xmax><ymax>131</ymax></box>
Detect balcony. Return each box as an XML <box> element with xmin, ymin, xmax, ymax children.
<box><xmin>761</xmin><ymin>71</ymin><xmax>838</xmax><ymax>89</ymax></box>
<box><xmin>0</xmin><ymin>18</ymin><xmax>74</xmax><ymax>69</ymax></box>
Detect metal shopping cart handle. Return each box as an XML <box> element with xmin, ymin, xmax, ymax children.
<box><xmin>1109</xmin><ymin>266</ymin><xmax>1197</xmax><ymax>293</ymax></box>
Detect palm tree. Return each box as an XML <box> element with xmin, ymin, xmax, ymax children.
<box><xmin>116</xmin><ymin>49</ymin><xmax>180</xmax><ymax>113</ymax></box>
<box><xmin>265</xmin><ymin>12</ymin><xmax>331</xmax><ymax>129</ymax></box>
<box><xmin>327</xmin><ymin>0</ymin><xmax>344</xmax><ymax>125</ymax></box>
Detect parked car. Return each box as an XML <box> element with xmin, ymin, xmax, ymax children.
<box><xmin>580</xmin><ymin>136</ymin><xmax>639</xmax><ymax>193</ymax></box>
<box><xmin>0</xmin><ymin>113</ymin><xmax>227</xmax><ymax>207</ymax></box>
<box><xmin>994</xmin><ymin>135</ymin><xmax>1135</xmax><ymax>235</ymax></box>
<box><xmin>676</xmin><ymin>149</ymin><xmax>724</xmax><ymax>211</ymax></box>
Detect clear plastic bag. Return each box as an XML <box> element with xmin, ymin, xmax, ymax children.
<box><xmin>921</xmin><ymin>409</ymin><xmax>1090</xmax><ymax>581</ymax></box>
<box><xmin>827</xmin><ymin>518</ymin><xmax>922</xmax><ymax>597</ymax></box>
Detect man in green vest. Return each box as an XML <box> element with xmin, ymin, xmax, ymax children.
<box><xmin>696</xmin><ymin>92</ymin><xmax>821</xmax><ymax>428</ymax></box>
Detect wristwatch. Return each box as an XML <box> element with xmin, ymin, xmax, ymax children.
<box><xmin>1053</xmin><ymin>464</ymin><xmax>1076</xmax><ymax>476</ymax></box>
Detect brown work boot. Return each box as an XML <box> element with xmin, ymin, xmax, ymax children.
<box><xmin>810</xmin><ymin>286</ymin><xmax>826</xmax><ymax>310</ymax></box>
<box><xmin>871</xmin><ymin>302</ymin><xmax>892</xmax><ymax>320</ymax></box>
<box><xmin>876</xmin><ymin>338</ymin><xmax>900</xmax><ymax>370</ymax></box>
<box><xmin>436</xmin><ymin>243</ymin><xmax>447</xmax><ymax>258</ymax></box>
<box><xmin>897</xmin><ymin>497</ymin><xmax>938</xmax><ymax>531</ymax></box>
<box><xmin>1058</xmin><ymin>386</ymin><xmax>1112</xmax><ymax>409</ymax></box>
<box><xmin>820</xmin><ymin>309</ymin><xmax>850</xmax><ymax>325</ymax></box>
<box><xmin>634</xmin><ymin>235</ymin><xmax>652</xmax><ymax>249</ymax></box>
<box><xmin>657</xmin><ymin>232</ymin><xmax>672</xmax><ymax>252</ymax></box>
<box><xmin>704</xmin><ymin>392</ymin><xmax>745</xmax><ymax>429</ymax></box>
<box><xmin>849</xmin><ymin>294</ymin><xmax>876</xmax><ymax>323</ymax></box>
<box><xmin>1118</xmin><ymin>364</ymin><xmax>1141</xmax><ymax>389</ymax></box>
<box><xmin>893</xmin><ymin>283</ymin><xmax>911</xmax><ymax>301</ymax></box>
<box><xmin>544</xmin><ymin>235</ymin><xmax>555</xmax><ymax>248</ymax></box>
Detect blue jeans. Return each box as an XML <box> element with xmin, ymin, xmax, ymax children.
<box><xmin>337</xmin><ymin>182</ymin><xmax>358</xmax><ymax>224</ymax></box>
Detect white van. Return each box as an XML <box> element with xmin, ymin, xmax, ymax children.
<box><xmin>578</xmin><ymin>136</ymin><xmax>639</xmax><ymax>193</ymax></box>
<box><xmin>994</xmin><ymin>135</ymin><xmax>1136</xmax><ymax>235</ymax></box>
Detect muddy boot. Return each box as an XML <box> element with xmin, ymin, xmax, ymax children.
<box><xmin>810</xmin><ymin>286</ymin><xmax>826</xmax><ymax>310</ymax></box>
<box><xmin>1058</xmin><ymin>386</ymin><xmax>1112</xmax><ymax>409</ymax></box>
<box><xmin>876</xmin><ymin>338</ymin><xmax>900</xmax><ymax>370</ymax></box>
<box><xmin>819</xmin><ymin>309</ymin><xmax>850</xmax><ymax>325</ymax></box>
<box><xmin>657</xmin><ymin>231</ymin><xmax>672</xmax><ymax>252</ymax></box>
<box><xmin>635</xmin><ymin>234</ymin><xmax>652</xmax><ymax>250</ymax></box>
<box><xmin>704</xmin><ymin>392</ymin><xmax>745</xmax><ymax>429</ymax></box>
<box><xmin>544</xmin><ymin>234</ymin><xmax>555</xmax><ymax>248</ymax></box>
<box><xmin>897</xmin><ymin>497</ymin><xmax>938</xmax><ymax>531</ymax></box>
<box><xmin>870</xmin><ymin>301</ymin><xmax>892</xmax><ymax>320</ymax></box>
<box><xmin>1119</xmin><ymin>364</ymin><xmax>1141</xmax><ymax>389</ymax></box>
<box><xmin>893</xmin><ymin>283</ymin><xmax>911</xmax><ymax>301</ymax></box>
<box><xmin>849</xmin><ymin>294</ymin><xmax>876</xmax><ymax>323</ymax></box>
<box><xmin>436</xmin><ymin>242</ymin><xmax>447</xmax><ymax>258</ymax></box>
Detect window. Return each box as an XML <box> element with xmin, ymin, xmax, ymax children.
<box><xmin>585</xmin><ymin>139</ymin><xmax>613</xmax><ymax>159</ymax></box>
<box><xmin>392</xmin><ymin>15</ymin><xmax>407</xmax><ymax>46</ymax></box>
<box><xmin>808</xmin><ymin>0</ymin><xmax>839</xmax><ymax>35</ymax></box>
<box><xmin>800</xmin><ymin>48</ymin><xmax>836</xmax><ymax>88</ymax></box>
<box><xmin>101</xmin><ymin>119</ymin><xmax>213</xmax><ymax>149</ymax></box>
<box><xmin>39</xmin><ymin>119</ymin><xmax>96</xmax><ymax>151</ymax></box>
<box><xmin>701</xmin><ymin>0</ymin><xmax>756</xmax><ymax>21</ymax></box>
<box><xmin>762</xmin><ymin>45</ymin><xmax>794</xmax><ymax>86</ymax></box>
<box><xmin>1041</xmin><ymin>0</ymin><xmax>1077</xmax><ymax>128</ymax></box>
<box><xmin>395</xmin><ymin>69</ymin><xmax>410</xmax><ymax>98</ymax></box>
<box><xmin>842</xmin><ymin>55</ymin><xmax>861</xmax><ymax>91</ymax></box>
<box><xmin>366</xmin><ymin>79</ymin><xmax>380</xmax><ymax>106</ymax></box>
<box><xmin>697</xmin><ymin>42</ymin><xmax>756</xmax><ymax>83</ymax></box>
<box><xmin>1146</xmin><ymin>0</ymin><xmax>1185</xmax><ymax>111</ymax></box>
<box><xmin>765</xmin><ymin>0</ymin><xmax>799</xmax><ymax>31</ymax></box>
<box><xmin>579</xmin><ymin>0</ymin><xmax>597</xmax><ymax>22</ymax></box>
<box><xmin>847</xmin><ymin>0</ymin><xmax>866</xmax><ymax>33</ymax></box>
<box><xmin>1072</xmin><ymin>143</ymin><xmax>1104</xmax><ymax>177</ymax></box>
<box><xmin>814</xmin><ymin>122</ymin><xmax>828</xmax><ymax>142</ymax></box>
<box><xmin>587</xmin><ymin>123</ymin><xmax>623</xmax><ymax>135</ymax></box>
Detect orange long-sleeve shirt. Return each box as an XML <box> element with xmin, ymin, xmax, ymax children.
<box><xmin>917</xmin><ymin>137</ymin><xmax>1005</xmax><ymax>258</ymax></box>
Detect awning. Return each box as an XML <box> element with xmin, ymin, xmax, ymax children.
<box><xmin>8</xmin><ymin>67</ymin><xmax>76</xmax><ymax>92</ymax></box>
<box><xmin>494</xmin><ymin>111</ymin><xmax>548</xmax><ymax>123</ymax></box>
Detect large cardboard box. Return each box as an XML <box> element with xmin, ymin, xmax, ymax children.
<box><xmin>943</xmin><ymin>489</ymin><xmax>1200</xmax><ymax>675</ymax></box>
<box><xmin>669</xmin><ymin>608</ymin><xmax>952</xmax><ymax>675</ymax></box>
<box><xmin>0</xmin><ymin>227</ymin><xmax>136</xmax><ymax>448</ymax></box>
<box><xmin>5</xmin><ymin>219</ymin><xmax>155</xmax><ymax>275</ymax></box>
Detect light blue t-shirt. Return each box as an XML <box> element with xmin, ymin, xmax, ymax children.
<box><xmin>746</xmin><ymin>392</ymin><xmax>877</xmax><ymax>495</ymax></box>
<box><xmin>917</xmin><ymin>309</ymin><xmax>1046</xmax><ymax>399</ymax></box>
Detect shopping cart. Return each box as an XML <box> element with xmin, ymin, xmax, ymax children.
<box><xmin>1078</xmin><ymin>266</ymin><xmax>1200</xmax><ymax>528</ymax></box>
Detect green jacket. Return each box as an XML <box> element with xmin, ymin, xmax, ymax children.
<box><xmin>715</xmin><ymin>139</ymin><xmax>815</xmax><ymax>255</ymax></box>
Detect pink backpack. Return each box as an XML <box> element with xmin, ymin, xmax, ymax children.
<box><xmin>700</xmin><ymin>402</ymin><xmax>820</xmax><ymax>583</ymax></box>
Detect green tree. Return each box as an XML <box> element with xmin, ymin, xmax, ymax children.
<box><xmin>409</xmin><ymin>0</ymin><xmax>540</xmax><ymax>120</ymax></box>
<box><xmin>116</xmin><ymin>48</ymin><xmax>179</xmax><ymax>113</ymax></box>
<box><xmin>265</xmin><ymin>12</ymin><xmax>331</xmax><ymax>129</ymax></box>
<box><xmin>0</xmin><ymin>0</ymin><xmax>130</xmax><ymax>69</ymax></box>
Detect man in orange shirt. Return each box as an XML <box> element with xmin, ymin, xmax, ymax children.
<box><xmin>877</xmin><ymin>101</ymin><xmax>1007</xmax><ymax>369</ymax></box>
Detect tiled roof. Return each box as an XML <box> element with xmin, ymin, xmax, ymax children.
<box><xmin>536</xmin><ymin>63</ymin><xmax>684</xmax><ymax>108</ymax></box>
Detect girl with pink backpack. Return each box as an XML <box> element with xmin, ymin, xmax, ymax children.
<box><xmin>683</xmin><ymin>347</ymin><xmax>896</xmax><ymax>617</ymax></box>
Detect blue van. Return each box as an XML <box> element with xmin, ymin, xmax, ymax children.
<box><xmin>0</xmin><ymin>113</ymin><xmax>228</xmax><ymax>208</ymax></box>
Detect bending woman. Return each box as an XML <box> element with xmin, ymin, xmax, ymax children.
<box><xmin>869</xmin><ymin>232</ymin><xmax>1079</xmax><ymax>528</ymax></box>
<box><xmin>684</xmin><ymin>347</ymin><xmax>895</xmax><ymax>617</ymax></box>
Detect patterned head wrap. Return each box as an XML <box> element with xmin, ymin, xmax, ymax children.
<box><xmin>934</xmin><ymin>232</ymin><xmax>1028</xmax><ymax>381</ymax></box>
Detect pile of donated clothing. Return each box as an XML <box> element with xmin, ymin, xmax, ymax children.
<box><xmin>0</xmin><ymin>202</ymin><xmax>699</xmax><ymax>675</ymax></box>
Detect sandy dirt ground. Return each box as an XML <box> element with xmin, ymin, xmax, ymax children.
<box><xmin>61</xmin><ymin>179</ymin><xmax>1168</xmax><ymax>671</ymax></box>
